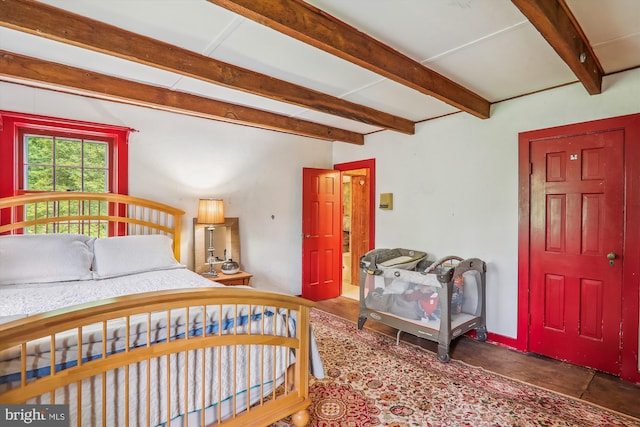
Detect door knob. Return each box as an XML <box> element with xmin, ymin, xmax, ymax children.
<box><xmin>305</xmin><ymin>234</ymin><xmax>311</xmax><ymax>238</ymax></box>
<box><xmin>607</xmin><ymin>252</ymin><xmax>617</xmax><ymax>266</ymax></box>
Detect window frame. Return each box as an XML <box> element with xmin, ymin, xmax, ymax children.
<box><xmin>20</xmin><ymin>130</ymin><xmax>111</xmax><ymax>193</ymax></box>
<box><xmin>0</xmin><ymin>110</ymin><xmax>131</xmax><ymax>197</ymax></box>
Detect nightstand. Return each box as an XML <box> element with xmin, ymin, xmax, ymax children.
<box><xmin>205</xmin><ymin>271</ymin><xmax>252</xmax><ymax>286</ymax></box>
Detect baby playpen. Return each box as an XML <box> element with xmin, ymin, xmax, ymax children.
<box><xmin>358</xmin><ymin>248</ymin><xmax>487</xmax><ymax>362</ymax></box>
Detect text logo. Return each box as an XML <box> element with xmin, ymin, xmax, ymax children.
<box><xmin>0</xmin><ymin>405</ymin><xmax>69</xmax><ymax>426</ymax></box>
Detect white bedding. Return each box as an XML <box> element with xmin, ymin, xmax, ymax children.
<box><xmin>0</xmin><ymin>267</ymin><xmax>323</xmax><ymax>426</ymax></box>
<box><xmin>0</xmin><ymin>267</ymin><xmax>225</xmax><ymax>322</ymax></box>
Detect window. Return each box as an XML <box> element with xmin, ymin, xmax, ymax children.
<box><xmin>0</xmin><ymin>111</ymin><xmax>131</xmax><ymax>197</ymax></box>
<box><xmin>1</xmin><ymin>111</ymin><xmax>131</xmax><ymax>234</ymax></box>
<box><xmin>22</xmin><ymin>133</ymin><xmax>109</xmax><ymax>192</ymax></box>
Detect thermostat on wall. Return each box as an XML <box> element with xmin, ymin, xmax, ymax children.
<box><xmin>379</xmin><ymin>193</ymin><xmax>393</xmax><ymax>210</ymax></box>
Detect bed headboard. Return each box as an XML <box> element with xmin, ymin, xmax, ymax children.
<box><xmin>0</xmin><ymin>192</ymin><xmax>185</xmax><ymax>261</ymax></box>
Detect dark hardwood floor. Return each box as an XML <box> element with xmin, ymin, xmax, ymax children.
<box><xmin>315</xmin><ymin>296</ymin><xmax>640</xmax><ymax>420</ymax></box>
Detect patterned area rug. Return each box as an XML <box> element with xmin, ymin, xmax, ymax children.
<box><xmin>273</xmin><ymin>309</ymin><xmax>640</xmax><ymax>427</ymax></box>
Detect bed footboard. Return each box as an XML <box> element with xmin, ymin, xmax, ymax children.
<box><xmin>0</xmin><ymin>288</ymin><xmax>314</xmax><ymax>427</ymax></box>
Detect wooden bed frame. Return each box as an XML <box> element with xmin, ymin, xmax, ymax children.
<box><xmin>0</xmin><ymin>192</ymin><xmax>313</xmax><ymax>427</ymax></box>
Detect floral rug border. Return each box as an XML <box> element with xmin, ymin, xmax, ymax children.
<box><xmin>299</xmin><ymin>308</ymin><xmax>640</xmax><ymax>427</ymax></box>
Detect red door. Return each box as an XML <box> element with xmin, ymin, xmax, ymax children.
<box><xmin>529</xmin><ymin>130</ymin><xmax>624</xmax><ymax>374</ymax></box>
<box><xmin>302</xmin><ymin>168</ymin><xmax>341</xmax><ymax>300</ymax></box>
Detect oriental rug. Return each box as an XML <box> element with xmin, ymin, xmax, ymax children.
<box><xmin>273</xmin><ymin>309</ymin><xmax>640</xmax><ymax>427</ymax></box>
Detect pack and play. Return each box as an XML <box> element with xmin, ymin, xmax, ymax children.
<box><xmin>358</xmin><ymin>248</ymin><xmax>487</xmax><ymax>362</ymax></box>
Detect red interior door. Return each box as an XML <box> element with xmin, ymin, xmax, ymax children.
<box><xmin>529</xmin><ymin>130</ymin><xmax>624</xmax><ymax>374</ymax></box>
<box><xmin>302</xmin><ymin>168</ymin><xmax>341</xmax><ymax>300</ymax></box>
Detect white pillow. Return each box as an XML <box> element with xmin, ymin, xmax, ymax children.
<box><xmin>92</xmin><ymin>234</ymin><xmax>182</xmax><ymax>279</ymax></box>
<box><xmin>0</xmin><ymin>234</ymin><xmax>94</xmax><ymax>285</ymax></box>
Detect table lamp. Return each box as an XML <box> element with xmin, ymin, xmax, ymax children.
<box><xmin>197</xmin><ymin>198</ymin><xmax>225</xmax><ymax>277</ymax></box>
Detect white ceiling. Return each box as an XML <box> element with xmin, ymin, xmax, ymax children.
<box><xmin>1</xmin><ymin>0</ymin><xmax>639</xmax><ymax>138</ymax></box>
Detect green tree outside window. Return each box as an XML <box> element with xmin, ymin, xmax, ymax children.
<box><xmin>23</xmin><ymin>134</ymin><xmax>109</xmax><ymax>235</ymax></box>
<box><xmin>24</xmin><ymin>135</ymin><xmax>108</xmax><ymax>192</ymax></box>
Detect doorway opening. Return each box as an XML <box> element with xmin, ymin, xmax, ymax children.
<box><xmin>335</xmin><ymin>159</ymin><xmax>376</xmax><ymax>300</ymax></box>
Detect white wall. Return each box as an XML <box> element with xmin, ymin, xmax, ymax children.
<box><xmin>2</xmin><ymin>68</ymin><xmax>638</xmax><ymax>337</ymax></box>
<box><xmin>0</xmin><ymin>81</ymin><xmax>333</xmax><ymax>295</ymax></box>
<box><xmin>333</xmin><ymin>68</ymin><xmax>640</xmax><ymax>338</ymax></box>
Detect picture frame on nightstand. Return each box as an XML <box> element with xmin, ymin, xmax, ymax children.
<box><xmin>193</xmin><ymin>217</ymin><xmax>241</xmax><ymax>274</ymax></box>
<box><xmin>193</xmin><ymin>217</ymin><xmax>250</xmax><ymax>285</ymax></box>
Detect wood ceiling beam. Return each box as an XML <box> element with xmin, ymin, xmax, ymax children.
<box><xmin>0</xmin><ymin>51</ymin><xmax>364</xmax><ymax>144</ymax></box>
<box><xmin>511</xmin><ymin>0</ymin><xmax>603</xmax><ymax>95</ymax></box>
<box><xmin>207</xmin><ymin>0</ymin><xmax>491</xmax><ymax>119</ymax></box>
<box><xmin>0</xmin><ymin>0</ymin><xmax>413</xmax><ymax>135</ymax></box>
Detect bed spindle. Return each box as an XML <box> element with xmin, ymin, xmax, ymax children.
<box><xmin>76</xmin><ymin>327</ymin><xmax>83</xmax><ymax>427</ymax></box>
<box><xmin>183</xmin><ymin>307</ymin><xmax>190</xmax><ymax>427</ymax></box>
<box><xmin>217</xmin><ymin>304</ymin><xmax>223</xmax><ymax>424</ymax></box>
<box><xmin>200</xmin><ymin>304</ymin><xmax>206</xmax><ymax>427</ymax></box>
<box><xmin>259</xmin><ymin>305</ymin><xmax>266</xmax><ymax>406</ymax></box>
<box><xmin>101</xmin><ymin>320</ymin><xmax>107</xmax><ymax>427</ymax></box>
<box><xmin>125</xmin><ymin>316</ymin><xmax>131</xmax><ymax>427</ymax></box>
<box><xmin>49</xmin><ymin>334</ymin><xmax>56</xmax><ymax>404</ymax></box>
<box><xmin>245</xmin><ymin>304</ymin><xmax>252</xmax><ymax>414</ymax></box>
<box><xmin>166</xmin><ymin>309</ymin><xmax>172</xmax><ymax>427</ymax></box>
<box><xmin>146</xmin><ymin>312</ymin><xmax>152</xmax><ymax>427</ymax></box>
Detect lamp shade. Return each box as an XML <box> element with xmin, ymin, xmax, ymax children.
<box><xmin>197</xmin><ymin>199</ymin><xmax>224</xmax><ymax>224</ymax></box>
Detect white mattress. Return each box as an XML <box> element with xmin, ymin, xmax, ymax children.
<box><xmin>0</xmin><ymin>268</ymin><xmax>230</xmax><ymax>321</ymax></box>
